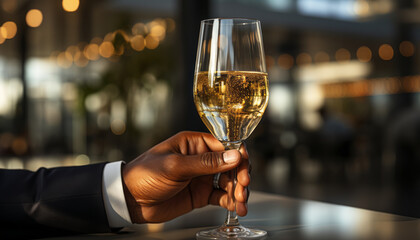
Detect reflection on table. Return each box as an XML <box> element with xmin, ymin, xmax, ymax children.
<box><xmin>48</xmin><ymin>191</ymin><xmax>420</xmax><ymax>240</ymax></box>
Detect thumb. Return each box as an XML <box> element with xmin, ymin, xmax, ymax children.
<box><xmin>179</xmin><ymin>150</ymin><xmax>241</xmax><ymax>178</ymax></box>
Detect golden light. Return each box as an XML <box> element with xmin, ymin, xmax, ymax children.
<box><xmin>26</xmin><ymin>9</ymin><xmax>43</xmax><ymax>28</ymax></box>
<box><xmin>91</xmin><ymin>37</ymin><xmax>102</xmax><ymax>45</ymax></box>
<box><xmin>145</xmin><ymin>35</ymin><xmax>159</xmax><ymax>49</ymax></box>
<box><xmin>335</xmin><ymin>48</ymin><xmax>351</xmax><ymax>62</ymax></box>
<box><xmin>378</xmin><ymin>44</ymin><xmax>394</xmax><ymax>60</ymax></box>
<box><xmin>12</xmin><ymin>137</ymin><xmax>28</xmax><ymax>155</ymax></box>
<box><xmin>104</xmin><ymin>32</ymin><xmax>114</xmax><ymax>42</ymax></box>
<box><xmin>132</xmin><ymin>23</ymin><xmax>147</xmax><ymax>36</ymax></box>
<box><xmin>2</xmin><ymin>21</ymin><xmax>17</xmax><ymax>39</ymax></box>
<box><xmin>399</xmin><ymin>41</ymin><xmax>415</xmax><ymax>57</ymax></box>
<box><xmin>130</xmin><ymin>35</ymin><xmax>145</xmax><ymax>51</ymax></box>
<box><xmin>74</xmin><ymin>51</ymin><xmax>89</xmax><ymax>67</ymax></box>
<box><xmin>150</xmin><ymin>25</ymin><xmax>166</xmax><ymax>40</ymax></box>
<box><xmin>84</xmin><ymin>43</ymin><xmax>100</xmax><ymax>60</ymax></box>
<box><xmin>314</xmin><ymin>51</ymin><xmax>330</xmax><ymax>63</ymax></box>
<box><xmin>353</xmin><ymin>0</ymin><xmax>370</xmax><ymax>17</ymax></box>
<box><xmin>0</xmin><ymin>32</ymin><xmax>5</xmax><ymax>44</ymax></box>
<box><xmin>111</xmin><ymin>119</ymin><xmax>126</xmax><ymax>135</ymax></box>
<box><xmin>0</xmin><ymin>27</ymin><xmax>7</xmax><ymax>42</ymax></box>
<box><xmin>147</xmin><ymin>223</ymin><xmax>164</xmax><ymax>233</ymax></box>
<box><xmin>57</xmin><ymin>52</ymin><xmax>72</xmax><ymax>68</ymax></box>
<box><xmin>277</xmin><ymin>54</ymin><xmax>294</xmax><ymax>70</ymax></box>
<box><xmin>62</xmin><ymin>0</ymin><xmax>79</xmax><ymax>12</ymax></box>
<box><xmin>78</xmin><ymin>42</ymin><xmax>87</xmax><ymax>52</ymax></box>
<box><xmin>99</xmin><ymin>41</ymin><xmax>115</xmax><ymax>58</ymax></box>
<box><xmin>66</xmin><ymin>51</ymin><xmax>73</xmax><ymax>62</ymax></box>
<box><xmin>357</xmin><ymin>46</ymin><xmax>372</xmax><ymax>62</ymax></box>
<box><xmin>296</xmin><ymin>53</ymin><xmax>312</xmax><ymax>66</ymax></box>
<box><xmin>66</xmin><ymin>45</ymin><xmax>78</xmax><ymax>55</ymax></box>
<box><xmin>154</xmin><ymin>18</ymin><xmax>167</xmax><ymax>29</ymax></box>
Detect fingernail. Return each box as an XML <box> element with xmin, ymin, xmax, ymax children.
<box><xmin>223</xmin><ymin>150</ymin><xmax>239</xmax><ymax>163</ymax></box>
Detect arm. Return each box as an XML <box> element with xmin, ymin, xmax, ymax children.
<box><xmin>0</xmin><ymin>163</ymin><xmax>110</xmax><ymax>238</ymax></box>
<box><xmin>0</xmin><ymin>131</ymin><xmax>250</xmax><ymax>238</ymax></box>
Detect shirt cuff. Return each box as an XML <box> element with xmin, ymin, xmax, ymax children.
<box><xmin>102</xmin><ymin>161</ymin><xmax>133</xmax><ymax>228</ymax></box>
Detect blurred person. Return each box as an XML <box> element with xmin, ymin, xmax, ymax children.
<box><xmin>389</xmin><ymin>108</ymin><xmax>420</xmax><ymax>186</ymax></box>
<box><xmin>388</xmin><ymin>108</ymin><xmax>420</xmax><ymax>217</ymax></box>
<box><xmin>315</xmin><ymin>106</ymin><xmax>354</xmax><ymax>181</ymax></box>
<box><xmin>0</xmin><ymin>132</ymin><xmax>250</xmax><ymax>238</ymax></box>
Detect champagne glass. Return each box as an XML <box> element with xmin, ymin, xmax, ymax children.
<box><xmin>193</xmin><ymin>18</ymin><xmax>269</xmax><ymax>239</ymax></box>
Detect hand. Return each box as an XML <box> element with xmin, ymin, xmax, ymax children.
<box><xmin>122</xmin><ymin>131</ymin><xmax>250</xmax><ymax>224</ymax></box>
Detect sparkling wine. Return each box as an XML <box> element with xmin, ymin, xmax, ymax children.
<box><xmin>194</xmin><ymin>71</ymin><xmax>269</xmax><ymax>143</ymax></box>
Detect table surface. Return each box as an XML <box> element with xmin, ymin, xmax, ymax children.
<box><xmin>50</xmin><ymin>191</ymin><xmax>420</xmax><ymax>240</ymax></box>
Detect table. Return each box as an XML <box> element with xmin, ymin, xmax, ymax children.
<box><xmin>50</xmin><ymin>191</ymin><xmax>420</xmax><ymax>240</ymax></box>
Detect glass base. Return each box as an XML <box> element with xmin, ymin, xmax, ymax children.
<box><xmin>196</xmin><ymin>224</ymin><xmax>267</xmax><ymax>239</ymax></box>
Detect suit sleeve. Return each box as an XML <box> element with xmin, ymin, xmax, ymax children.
<box><xmin>0</xmin><ymin>162</ymin><xmax>112</xmax><ymax>238</ymax></box>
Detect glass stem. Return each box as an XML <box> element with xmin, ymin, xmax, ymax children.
<box><xmin>225</xmin><ymin>167</ymin><xmax>239</xmax><ymax>226</ymax></box>
<box><xmin>222</xmin><ymin>141</ymin><xmax>242</xmax><ymax>227</ymax></box>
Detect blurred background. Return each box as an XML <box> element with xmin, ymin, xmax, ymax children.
<box><xmin>1</xmin><ymin>0</ymin><xmax>419</xmax><ymax>218</ymax></box>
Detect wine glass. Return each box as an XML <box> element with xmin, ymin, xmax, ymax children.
<box><xmin>193</xmin><ymin>18</ymin><xmax>269</xmax><ymax>239</ymax></box>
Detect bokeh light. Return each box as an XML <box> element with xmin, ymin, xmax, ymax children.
<box><xmin>0</xmin><ymin>26</ymin><xmax>7</xmax><ymax>39</ymax></box>
<box><xmin>84</xmin><ymin>43</ymin><xmax>100</xmax><ymax>60</ymax></box>
<box><xmin>12</xmin><ymin>137</ymin><xmax>28</xmax><ymax>155</ymax></box>
<box><xmin>399</xmin><ymin>41</ymin><xmax>415</xmax><ymax>57</ymax></box>
<box><xmin>357</xmin><ymin>46</ymin><xmax>372</xmax><ymax>62</ymax></box>
<box><xmin>2</xmin><ymin>21</ymin><xmax>17</xmax><ymax>39</ymax></box>
<box><xmin>314</xmin><ymin>51</ymin><xmax>330</xmax><ymax>63</ymax></box>
<box><xmin>379</xmin><ymin>44</ymin><xmax>394</xmax><ymax>60</ymax></box>
<box><xmin>104</xmin><ymin>33</ymin><xmax>114</xmax><ymax>42</ymax></box>
<box><xmin>265</xmin><ymin>55</ymin><xmax>275</xmax><ymax>70</ymax></box>
<box><xmin>296</xmin><ymin>52</ymin><xmax>312</xmax><ymax>66</ymax></box>
<box><xmin>91</xmin><ymin>37</ymin><xmax>103</xmax><ymax>45</ymax></box>
<box><xmin>335</xmin><ymin>48</ymin><xmax>351</xmax><ymax>62</ymax></box>
<box><xmin>111</xmin><ymin>119</ymin><xmax>126</xmax><ymax>135</ymax></box>
<box><xmin>0</xmin><ymin>28</ymin><xmax>5</xmax><ymax>44</ymax></box>
<box><xmin>130</xmin><ymin>35</ymin><xmax>145</xmax><ymax>51</ymax></box>
<box><xmin>99</xmin><ymin>41</ymin><xmax>115</xmax><ymax>58</ymax></box>
<box><xmin>277</xmin><ymin>54</ymin><xmax>294</xmax><ymax>70</ymax></box>
<box><xmin>62</xmin><ymin>0</ymin><xmax>79</xmax><ymax>12</ymax></box>
<box><xmin>26</xmin><ymin>9</ymin><xmax>43</xmax><ymax>28</ymax></box>
<box><xmin>132</xmin><ymin>23</ymin><xmax>147</xmax><ymax>36</ymax></box>
<box><xmin>74</xmin><ymin>51</ymin><xmax>89</xmax><ymax>67</ymax></box>
<box><xmin>353</xmin><ymin>0</ymin><xmax>370</xmax><ymax>17</ymax></box>
<box><xmin>145</xmin><ymin>35</ymin><xmax>159</xmax><ymax>49</ymax></box>
<box><xmin>149</xmin><ymin>24</ymin><xmax>166</xmax><ymax>40</ymax></box>
<box><xmin>57</xmin><ymin>52</ymin><xmax>72</xmax><ymax>68</ymax></box>
<box><xmin>66</xmin><ymin>45</ymin><xmax>79</xmax><ymax>56</ymax></box>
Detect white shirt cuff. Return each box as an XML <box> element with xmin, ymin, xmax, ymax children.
<box><xmin>102</xmin><ymin>161</ymin><xmax>133</xmax><ymax>228</ymax></box>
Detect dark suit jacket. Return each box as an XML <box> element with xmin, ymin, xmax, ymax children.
<box><xmin>0</xmin><ymin>162</ymin><xmax>112</xmax><ymax>239</ymax></box>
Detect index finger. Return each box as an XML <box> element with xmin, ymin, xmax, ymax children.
<box><xmin>172</xmin><ymin>131</ymin><xmax>225</xmax><ymax>155</ymax></box>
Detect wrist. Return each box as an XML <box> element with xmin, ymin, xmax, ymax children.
<box><xmin>122</xmin><ymin>164</ymin><xmax>144</xmax><ymax>224</ymax></box>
